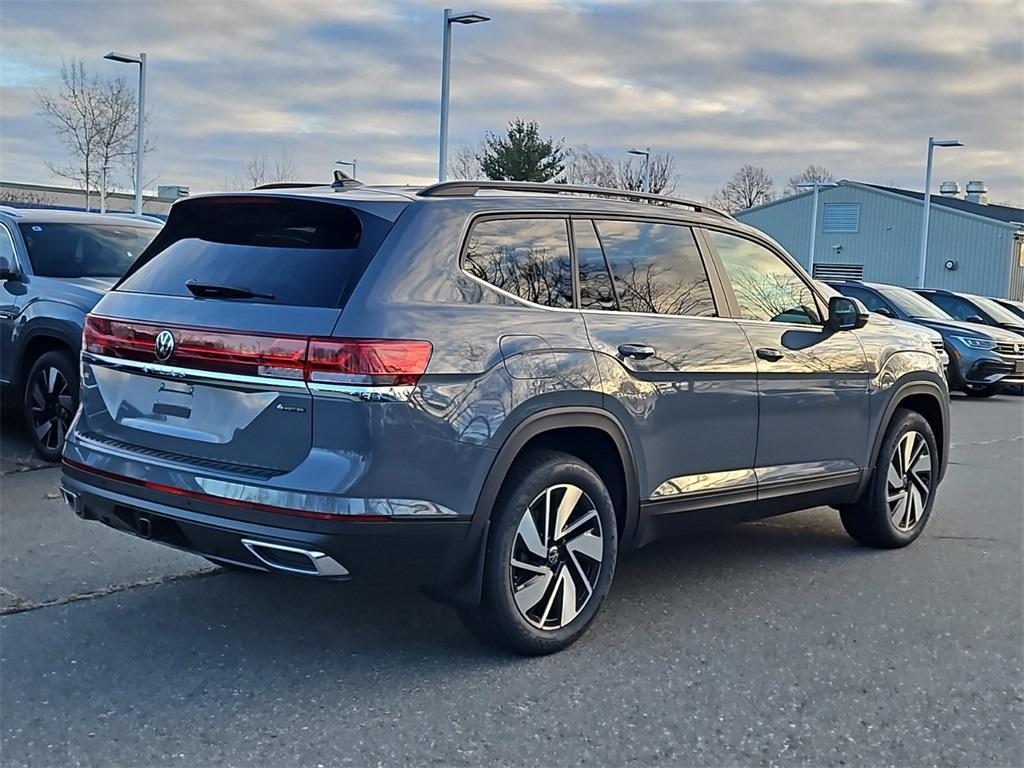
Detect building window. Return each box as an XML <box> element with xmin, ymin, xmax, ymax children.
<box><xmin>822</xmin><ymin>203</ymin><xmax>860</xmax><ymax>233</ymax></box>
<box><xmin>812</xmin><ymin>263</ymin><xmax>864</xmax><ymax>280</ymax></box>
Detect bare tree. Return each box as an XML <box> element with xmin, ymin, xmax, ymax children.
<box><xmin>448</xmin><ymin>142</ymin><xmax>484</xmax><ymax>180</ymax></box>
<box><xmin>240</xmin><ymin>148</ymin><xmax>297</xmax><ymax>188</ymax></box>
<box><xmin>36</xmin><ymin>59</ymin><xmax>152</xmax><ymax>209</ymax></box>
<box><xmin>617</xmin><ymin>153</ymin><xmax>677</xmax><ymax>195</ymax></box>
<box><xmin>785</xmin><ymin>164</ymin><xmax>834</xmax><ymax>195</ymax></box>
<box><xmin>562</xmin><ymin>145</ymin><xmax>618</xmax><ymax>188</ymax></box>
<box><xmin>709</xmin><ymin>165</ymin><xmax>776</xmax><ymax>212</ymax></box>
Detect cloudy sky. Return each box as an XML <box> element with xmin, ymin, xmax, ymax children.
<box><xmin>1</xmin><ymin>0</ymin><xmax>1021</xmax><ymax>203</ymax></box>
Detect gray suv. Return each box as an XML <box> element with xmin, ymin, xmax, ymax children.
<box><xmin>1</xmin><ymin>207</ymin><xmax>161</xmax><ymax>459</ymax></box>
<box><xmin>60</xmin><ymin>181</ymin><xmax>949</xmax><ymax>654</ymax></box>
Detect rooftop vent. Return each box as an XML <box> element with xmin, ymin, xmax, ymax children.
<box><xmin>939</xmin><ymin>181</ymin><xmax>962</xmax><ymax>199</ymax></box>
<box><xmin>965</xmin><ymin>180</ymin><xmax>988</xmax><ymax>205</ymax></box>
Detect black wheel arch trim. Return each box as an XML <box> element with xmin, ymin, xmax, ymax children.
<box><xmin>432</xmin><ymin>407</ymin><xmax>640</xmax><ymax>608</ymax></box>
<box><xmin>859</xmin><ymin>379</ymin><xmax>949</xmax><ymax>499</ymax></box>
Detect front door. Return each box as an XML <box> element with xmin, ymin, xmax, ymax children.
<box><xmin>573</xmin><ymin>217</ymin><xmax>759</xmax><ymax>504</ymax></box>
<box><xmin>0</xmin><ymin>222</ymin><xmax>25</xmax><ymax>386</ymax></box>
<box><xmin>701</xmin><ymin>228</ymin><xmax>870</xmax><ymax>497</ymax></box>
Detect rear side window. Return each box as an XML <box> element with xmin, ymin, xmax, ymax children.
<box><xmin>463</xmin><ymin>218</ymin><xmax>573</xmax><ymax>308</ymax></box>
<box><xmin>18</xmin><ymin>223</ymin><xmax>157</xmax><ymax>278</ymax></box>
<box><xmin>593</xmin><ymin>219</ymin><xmax>716</xmax><ymax>317</ymax></box>
<box><xmin>118</xmin><ymin>197</ymin><xmax>394</xmax><ymax>307</ymax></box>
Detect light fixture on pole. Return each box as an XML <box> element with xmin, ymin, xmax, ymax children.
<box><xmin>104</xmin><ymin>51</ymin><xmax>147</xmax><ymax>215</ymax></box>
<box><xmin>628</xmin><ymin>146</ymin><xmax>651</xmax><ymax>193</ymax></box>
<box><xmin>335</xmin><ymin>159</ymin><xmax>358</xmax><ymax>179</ymax></box>
<box><xmin>794</xmin><ymin>181</ymin><xmax>839</xmax><ymax>274</ymax></box>
<box><xmin>99</xmin><ymin>164</ymin><xmax>113</xmax><ymax>214</ymax></box>
<box><xmin>438</xmin><ymin>8</ymin><xmax>490</xmax><ymax>182</ymax></box>
<box><xmin>917</xmin><ymin>137</ymin><xmax>963</xmax><ymax>288</ymax></box>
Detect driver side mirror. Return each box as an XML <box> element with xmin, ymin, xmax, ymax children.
<box><xmin>0</xmin><ymin>254</ymin><xmax>18</xmax><ymax>280</ymax></box>
<box><xmin>827</xmin><ymin>295</ymin><xmax>869</xmax><ymax>331</ymax></box>
<box><xmin>966</xmin><ymin>315</ymin><xmax>986</xmax><ymax>324</ymax></box>
<box><xmin>873</xmin><ymin>307</ymin><xmax>894</xmax><ymax>318</ymax></box>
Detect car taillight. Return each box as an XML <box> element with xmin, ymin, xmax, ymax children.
<box><xmin>306</xmin><ymin>339</ymin><xmax>433</xmax><ymax>386</ymax></box>
<box><xmin>84</xmin><ymin>316</ymin><xmax>432</xmax><ymax>387</ymax></box>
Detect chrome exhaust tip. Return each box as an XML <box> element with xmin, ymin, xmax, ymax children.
<box><xmin>240</xmin><ymin>539</ymin><xmax>349</xmax><ymax>578</ymax></box>
<box><xmin>60</xmin><ymin>486</ymin><xmax>82</xmax><ymax>516</ymax></box>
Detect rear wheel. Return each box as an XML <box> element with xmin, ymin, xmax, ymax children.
<box><xmin>840</xmin><ymin>409</ymin><xmax>938</xmax><ymax>548</ymax></box>
<box><xmin>457</xmin><ymin>450</ymin><xmax>618</xmax><ymax>655</ymax></box>
<box><xmin>22</xmin><ymin>350</ymin><xmax>78</xmax><ymax>462</ymax></box>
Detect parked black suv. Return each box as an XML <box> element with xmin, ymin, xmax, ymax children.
<box><xmin>60</xmin><ymin>181</ymin><xmax>949</xmax><ymax>654</ymax></box>
<box><xmin>828</xmin><ymin>280</ymin><xmax>1024</xmax><ymax>397</ymax></box>
<box><xmin>915</xmin><ymin>288</ymin><xmax>1024</xmax><ymax>338</ymax></box>
<box><xmin>0</xmin><ymin>207</ymin><xmax>161</xmax><ymax>458</ymax></box>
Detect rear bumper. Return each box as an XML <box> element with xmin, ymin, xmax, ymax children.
<box><xmin>60</xmin><ymin>465</ymin><xmax>474</xmax><ymax>586</ymax></box>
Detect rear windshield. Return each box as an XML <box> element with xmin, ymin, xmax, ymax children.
<box><xmin>18</xmin><ymin>222</ymin><xmax>158</xmax><ymax>278</ymax></box>
<box><xmin>117</xmin><ymin>197</ymin><xmax>395</xmax><ymax>307</ymax></box>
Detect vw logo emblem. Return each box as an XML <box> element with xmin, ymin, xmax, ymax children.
<box><xmin>154</xmin><ymin>330</ymin><xmax>175</xmax><ymax>362</ymax></box>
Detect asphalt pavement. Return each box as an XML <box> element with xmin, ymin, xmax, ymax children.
<box><xmin>1</xmin><ymin>394</ymin><xmax>1022</xmax><ymax>767</ymax></box>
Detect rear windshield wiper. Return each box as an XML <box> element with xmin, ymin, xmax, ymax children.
<box><xmin>185</xmin><ymin>280</ymin><xmax>275</xmax><ymax>301</ymax></box>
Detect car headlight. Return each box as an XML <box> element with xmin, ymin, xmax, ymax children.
<box><xmin>950</xmin><ymin>335</ymin><xmax>997</xmax><ymax>350</ymax></box>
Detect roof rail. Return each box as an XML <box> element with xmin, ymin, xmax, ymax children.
<box><xmin>417</xmin><ymin>181</ymin><xmax>733</xmax><ymax>219</ymax></box>
<box><xmin>252</xmin><ymin>182</ymin><xmax>327</xmax><ymax>190</ymax></box>
<box><xmin>0</xmin><ymin>205</ymin><xmax>23</xmax><ymax>217</ymax></box>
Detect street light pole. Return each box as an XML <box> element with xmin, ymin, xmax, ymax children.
<box><xmin>917</xmin><ymin>137</ymin><xmax>963</xmax><ymax>288</ymax></box>
<box><xmin>104</xmin><ymin>51</ymin><xmax>147</xmax><ymax>215</ymax></box>
<box><xmin>628</xmin><ymin>146</ymin><xmax>651</xmax><ymax>193</ymax></box>
<box><xmin>100</xmin><ymin>164</ymin><xmax>113</xmax><ymax>214</ymax></box>
<box><xmin>437</xmin><ymin>9</ymin><xmax>490</xmax><ymax>182</ymax></box>
<box><xmin>795</xmin><ymin>181</ymin><xmax>838</xmax><ymax>273</ymax></box>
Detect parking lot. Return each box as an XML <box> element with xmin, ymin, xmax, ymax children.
<box><xmin>1</xmin><ymin>393</ymin><xmax>1021</xmax><ymax>767</ymax></box>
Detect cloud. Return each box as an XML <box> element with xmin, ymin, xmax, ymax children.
<box><xmin>0</xmin><ymin>0</ymin><xmax>1021</xmax><ymax>202</ymax></box>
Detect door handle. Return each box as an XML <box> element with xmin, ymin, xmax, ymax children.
<box><xmin>756</xmin><ymin>347</ymin><xmax>785</xmax><ymax>362</ymax></box>
<box><xmin>618</xmin><ymin>344</ymin><xmax>656</xmax><ymax>360</ymax></box>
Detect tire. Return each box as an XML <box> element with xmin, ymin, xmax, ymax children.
<box><xmin>457</xmin><ymin>449</ymin><xmax>618</xmax><ymax>655</ymax></box>
<box><xmin>22</xmin><ymin>350</ymin><xmax>78</xmax><ymax>462</ymax></box>
<box><xmin>963</xmin><ymin>384</ymin><xmax>1001</xmax><ymax>398</ymax></box>
<box><xmin>840</xmin><ymin>408</ymin><xmax>939</xmax><ymax>548</ymax></box>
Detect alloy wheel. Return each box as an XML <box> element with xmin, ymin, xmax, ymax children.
<box><xmin>28</xmin><ymin>365</ymin><xmax>74</xmax><ymax>452</ymax></box>
<box><xmin>510</xmin><ymin>483</ymin><xmax>604</xmax><ymax>631</ymax></box>
<box><xmin>886</xmin><ymin>430</ymin><xmax>932</xmax><ymax>532</ymax></box>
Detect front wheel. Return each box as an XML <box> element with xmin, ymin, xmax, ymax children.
<box><xmin>458</xmin><ymin>450</ymin><xmax>618</xmax><ymax>655</ymax></box>
<box><xmin>840</xmin><ymin>409</ymin><xmax>939</xmax><ymax>548</ymax></box>
<box><xmin>23</xmin><ymin>350</ymin><xmax>78</xmax><ymax>462</ymax></box>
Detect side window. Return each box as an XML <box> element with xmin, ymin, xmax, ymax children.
<box><xmin>463</xmin><ymin>218</ymin><xmax>573</xmax><ymax>309</ymax></box>
<box><xmin>928</xmin><ymin>293</ymin><xmax>974</xmax><ymax>321</ymax></box>
<box><xmin>573</xmin><ymin>219</ymin><xmax>616</xmax><ymax>310</ymax></box>
<box><xmin>841</xmin><ymin>285</ymin><xmax>888</xmax><ymax>313</ymax></box>
<box><xmin>708</xmin><ymin>230</ymin><xmax>821</xmax><ymax>324</ymax></box>
<box><xmin>0</xmin><ymin>224</ymin><xmax>16</xmax><ymax>265</ymax></box>
<box><xmin>593</xmin><ymin>219</ymin><xmax>716</xmax><ymax>317</ymax></box>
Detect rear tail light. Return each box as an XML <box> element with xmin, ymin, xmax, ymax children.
<box><xmin>84</xmin><ymin>315</ymin><xmax>431</xmax><ymax>387</ymax></box>
<box><xmin>307</xmin><ymin>339</ymin><xmax>432</xmax><ymax>386</ymax></box>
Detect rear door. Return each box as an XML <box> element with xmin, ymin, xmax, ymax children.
<box><xmin>76</xmin><ymin>195</ymin><xmax>402</xmax><ymax>473</ymax></box>
<box><xmin>576</xmin><ymin>216</ymin><xmax>759</xmax><ymax>504</ymax></box>
<box><xmin>701</xmin><ymin>228</ymin><xmax>870</xmax><ymax>495</ymax></box>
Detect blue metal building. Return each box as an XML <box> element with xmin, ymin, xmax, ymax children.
<box><xmin>736</xmin><ymin>180</ymin><xmax>1024</xmax><ymax>299</ymax></box>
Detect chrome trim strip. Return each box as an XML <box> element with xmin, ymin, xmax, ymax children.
<box><xmin>82</xmin><ymin>352</ymin><xmax>308</xmax><ymax>391</ymax></box>
<box><xmin>241</xmin><ymin>539</ymin><xmax>349</xmax><ymax>578</ymax></box>
<box><xmin>651</xmin><ymin>468</ymin><xmax>756</xmax><ymax>499</ymax></box>
<box><xmin>650</xmin><ymin>461</ymin><xmax>861</xmax><ymax>501</ymax></box>
<box><xmin>307</xmin><ymin>382</ymin><xmax>416</xmax><ymax>402</ymax></box>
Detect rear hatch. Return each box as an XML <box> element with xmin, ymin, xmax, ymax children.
<box><xmin>77</xmin><ymin>193</ymin><xmax>404</xmax><ymax>474</ymax></box>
